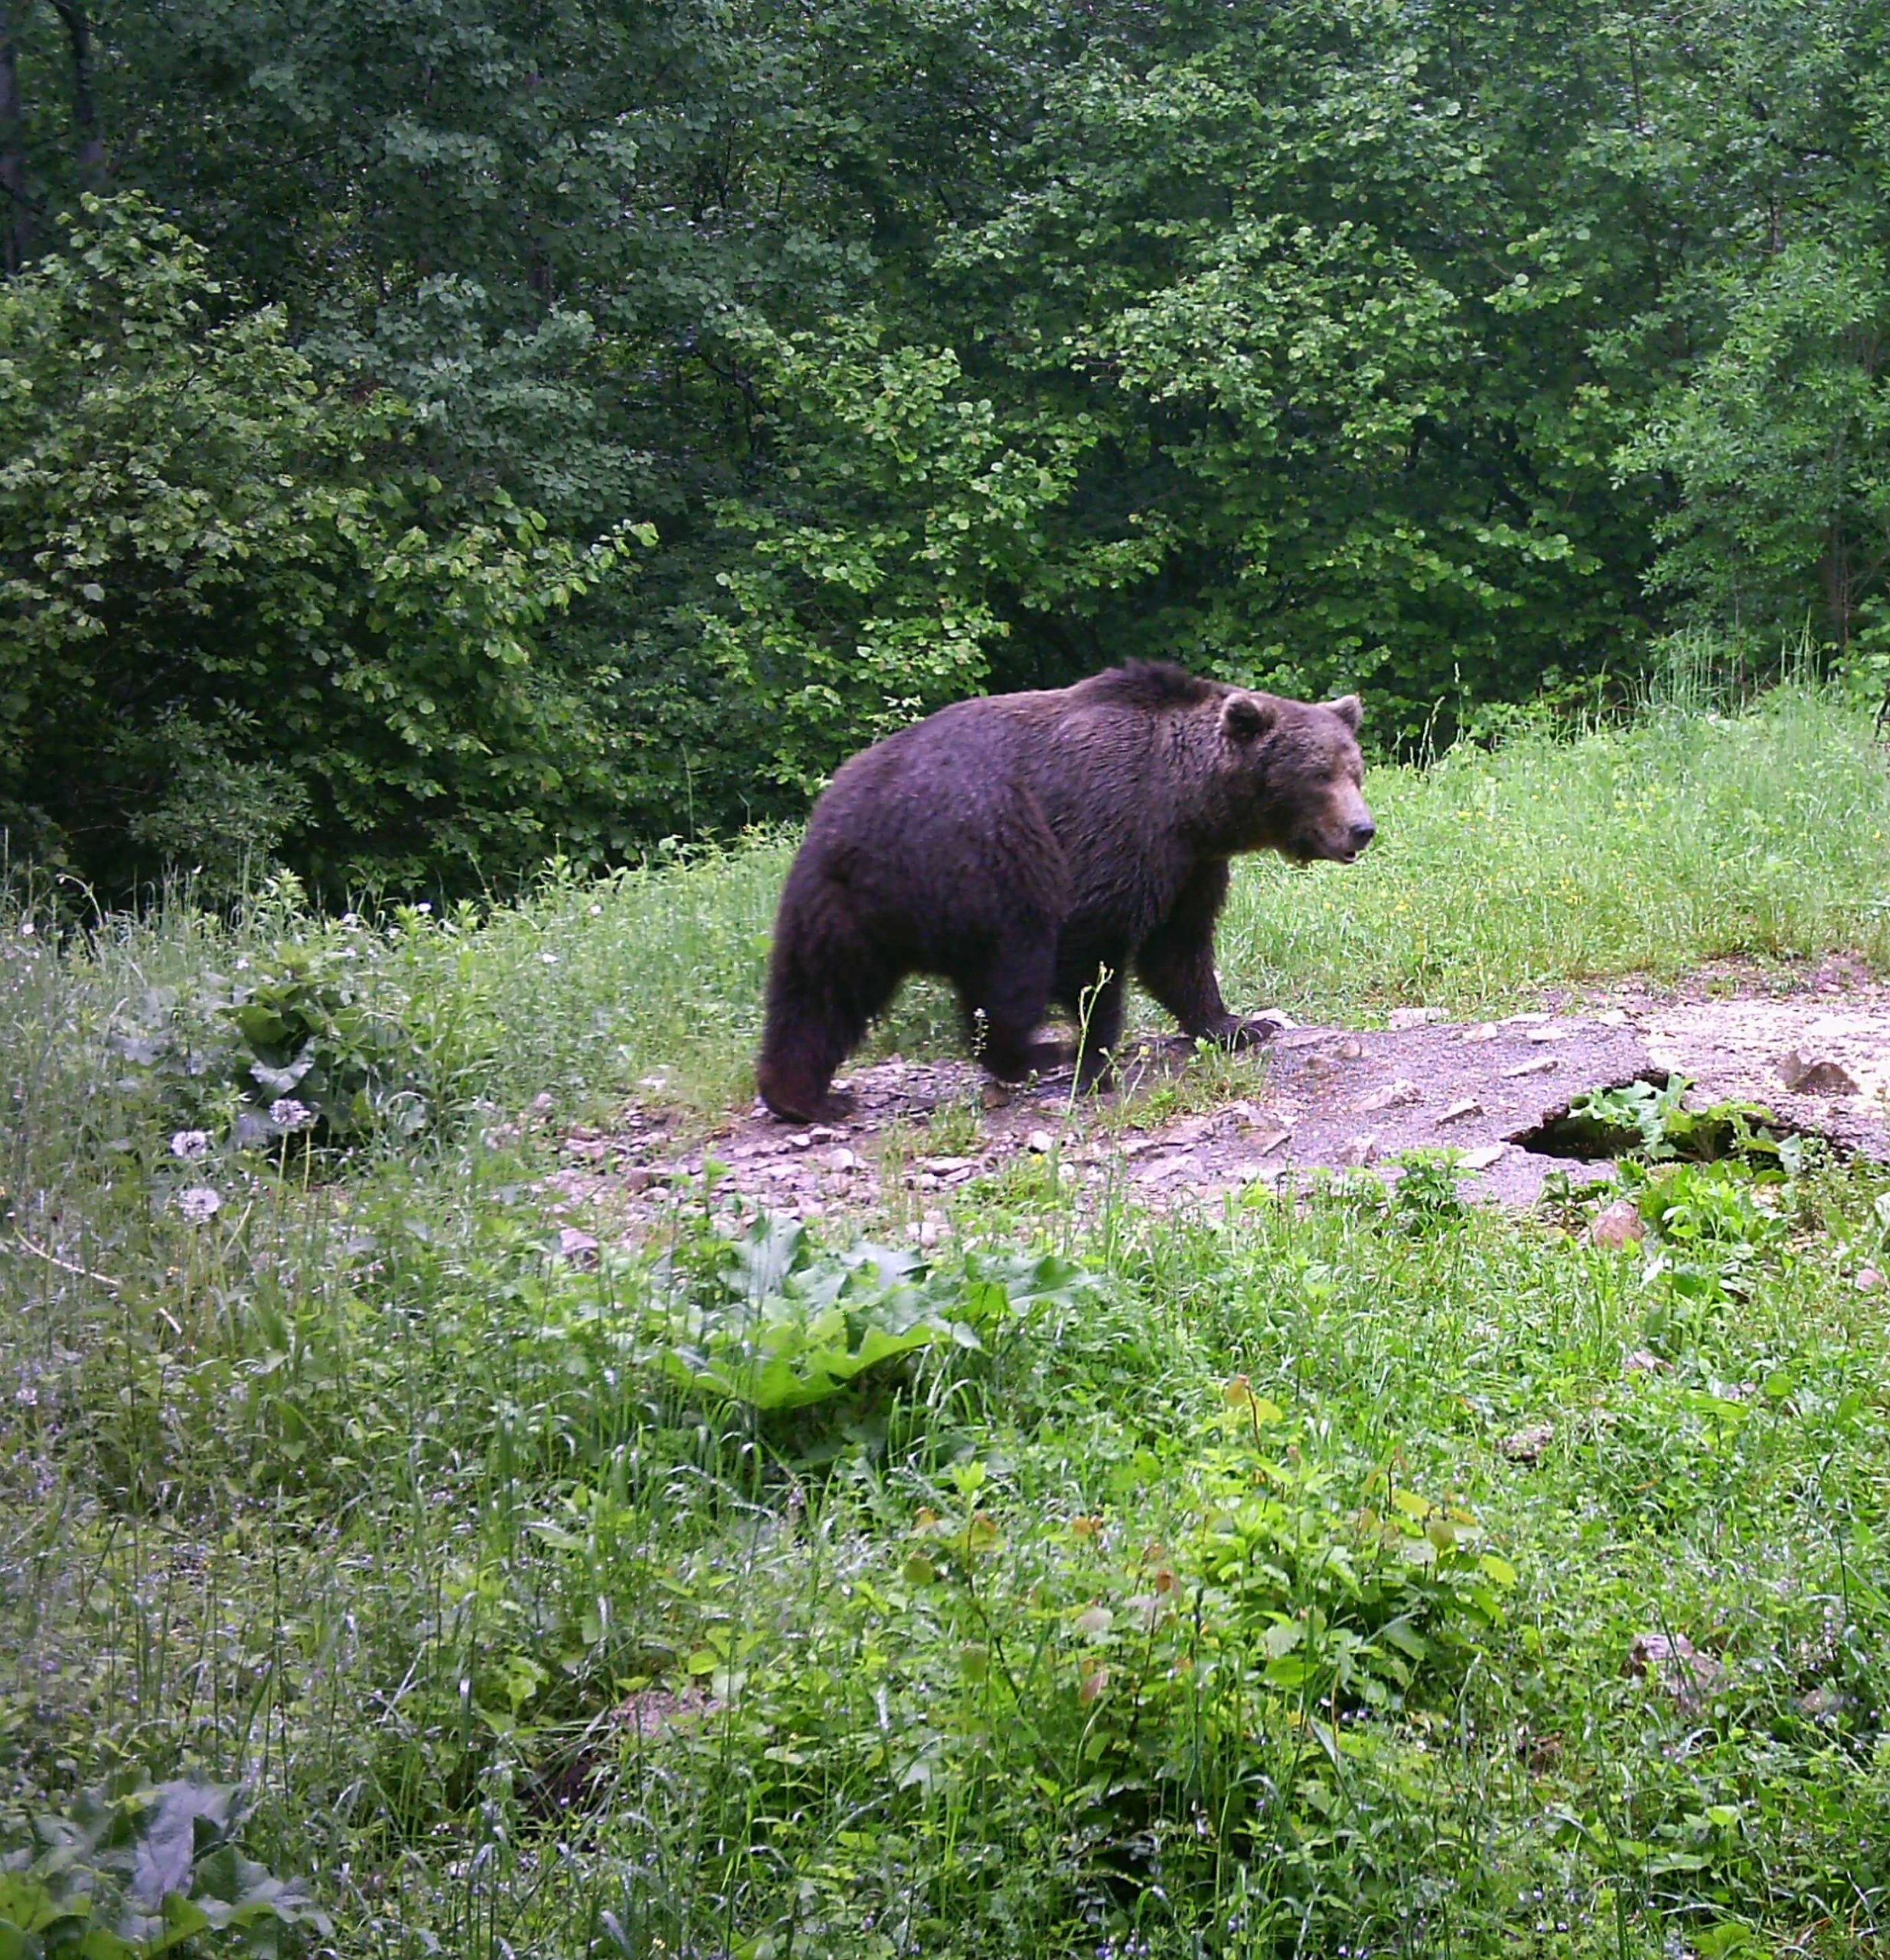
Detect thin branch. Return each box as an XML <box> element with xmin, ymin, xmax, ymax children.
<box><xmin>9</xmin><ymin>1231</ymin><xmax>125</xmax><ymax>1292</ymax></box>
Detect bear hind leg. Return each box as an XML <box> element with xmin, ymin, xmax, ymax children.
<box><xmin>958</xmin><ymin>926</ymin><xmax>1063</xmax><ymax>1083</ymax></box>
<box><xmin>757</xmin><ymin>924</ymin><xmax>902</xmax><ymax>1122</ymax></box>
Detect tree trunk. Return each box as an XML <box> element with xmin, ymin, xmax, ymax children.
<box><xmin>50</xmin><ymin>0</ymin><xmax>103</xmax><ymax>188</ymax></box>
<box><xmin>0</xmin><ymin>0</ymin><xmax>30</xmax><ymax>275</ymax></box>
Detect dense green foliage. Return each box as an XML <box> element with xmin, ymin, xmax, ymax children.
<box><xmin>5</xmin><ymin>2</ymin><xmax>1890</xmax><ymax>879</ymax></box>
<box><xmin>0</xmin><ymin>201</ymin><xmax>651</xmax><ymax>887</ymax></box>
<box><xmin>8</xmin><ymin>695</ymin><xmax>1890</xmax><ymax>1955</ymax></box>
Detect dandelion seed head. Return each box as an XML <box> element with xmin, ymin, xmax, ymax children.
<box><xmin>177</xmin><ymin>1186</ymin><xmax>222</xmax><ymax>1223</ymax></box>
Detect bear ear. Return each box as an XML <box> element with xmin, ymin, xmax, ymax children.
<box><xmin>1324</xmin><ymin>694</ymin><xmax>1363</xmax><ymax>733</ymax></box>
<box><xmin>1222</xmin><ymin>693</ymin><xmax>1278</xmax><ymax>742</ymax></box>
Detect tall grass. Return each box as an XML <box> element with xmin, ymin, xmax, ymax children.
<box><xmin>6</xmin><ymin>685</ymin><xmax>1890</xmax><ymax>1958</ymax></box>
<box><xmin>1217</xmin><ymin>681</ymin><xmax>1890</xmax><ymax>1021</ymax></box>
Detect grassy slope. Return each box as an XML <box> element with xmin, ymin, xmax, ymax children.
<box><xmin>418</xmin><ymin>686</ymin><xmax>1890</xmax><ymax>1113</ymax></box>
<box><xmin>5</xmin><ymin>689</ymin><xmax>1890</xmax><ymax>1958</ymax></box>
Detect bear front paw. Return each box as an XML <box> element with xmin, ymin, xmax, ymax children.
<box><xmin>1222</xmin><ymin>1011</ymin><xmax>1295</xmax><ymax>1049</ymax></box>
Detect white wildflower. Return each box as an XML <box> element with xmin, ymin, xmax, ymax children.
<box><xmin>177</xmin><ymin>1186</ymin><xmax>222</xmax><ymax>1223</ymax></box>
<box><xmin>170</xmin><ymin>1130</ymin><xmax>211</xmax><ymax>1160</ymax></box>
<box><xmin>540</xmin><ymin>952</ymin><xmax>559</xmax><ymax>965</ymax></box>
<box><xmin>269</xmin><ymin>1098</ymin><xmax>314</xmax><ymax>1132</ymax></box>
<box><xmin>18</xmin><ymin>920</ymin><xmax>34</xmax><ymax>936</ymax></box>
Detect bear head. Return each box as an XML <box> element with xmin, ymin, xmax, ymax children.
<box><xmin>1211</xmin><ymin>690</ymin><xmax>1375</xmax><ymax>865</ymax></box>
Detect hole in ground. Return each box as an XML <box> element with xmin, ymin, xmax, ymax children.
<box><xmin>1510</xmin><ymin>1073</ymin><xmax>1818</xmax><ymax>1163</ymax></box>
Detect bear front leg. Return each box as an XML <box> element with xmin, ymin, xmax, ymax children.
<box><xmin>1134</xmin><ymin>863</ymin><xmax>1278</xmax><ymax>1047</ymax></box>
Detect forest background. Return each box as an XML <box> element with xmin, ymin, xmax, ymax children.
<box><xmin>3</xmin><ymin>0</ymin><xmax>1888</xmax><ymax>894</ymax></box>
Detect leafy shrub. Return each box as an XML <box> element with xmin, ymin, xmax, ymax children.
<box><xmin>0</xmin><ymin>1774</ymin><xmax>328</xmax><ymax>1956</ymax></box>
<box><xmin>0</xmin><ymin>195</ymin><xmax>648</xmax><ymax>897</ymax></box>
<box><xmin>104</xmin><ymin>885</ymin><xmax>475</xmax><ymax>1150</ymax></box>
<box><xmin>645</xmin><ymin>1208</ymin><xmax>1098</xmax><ymax>1412</ymax></box>
<box><xmin>1559</xmin><ymin>1076</ymin><xmax>1807</xmax><ymax>1168</ymax></box>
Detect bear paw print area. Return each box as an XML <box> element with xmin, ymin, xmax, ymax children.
<box><xmin>543</xmin><ymin>960</ymin><xmax>1890</xmax><ymax>1244</ymax></box>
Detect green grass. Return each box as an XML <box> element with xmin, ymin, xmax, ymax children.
<box><xmin>6</xmin><ymin>685</ymin><xmax>1890</xmax><ymax>1958</ymax></box>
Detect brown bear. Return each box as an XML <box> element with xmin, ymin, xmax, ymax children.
<box><xmin>755</xmin><ymin>662</ymin><xmax>1373</xmax><ymax>1122</ymax></box>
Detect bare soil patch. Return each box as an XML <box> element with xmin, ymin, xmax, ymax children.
<box><xmin>547</xmin><ymin>959</ymin><xmax>1890</xmax><ymax>1240</ymax></box>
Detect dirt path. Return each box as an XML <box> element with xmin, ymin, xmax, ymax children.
<box><xmin>547</xmin><ymin>959</ymin><xmax>1890</xmax><ymax>1241</ymax></box>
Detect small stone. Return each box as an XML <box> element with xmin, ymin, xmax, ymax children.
<box><xmin>1624</xmin><ymin>1348</ymin><xmax>1666</xmax><ymax>1374</ymax></box>
<box><xmin>1461</xmin><ymin>1021</ymin><xmax>1505</xmax><ymax>1043</ymax></box>
<box><xmin>980</xmin><ymin>1083</ymin><xmax>1012</xmax><ymax>1111</ymax></box>
<box><xmin>808</xmin><ymin>1124</ymin><xmax>842</xmax><ymax>1142</ymax></box>
<box><xmin>827</xmin><ymin>1148</ymin><xmax>860</xmax><ymax>1171</ymax></box>
<box><xmin>557</xmin><ymin>1227</ymin><xmax>599</xmax><ymax>1266</ymax></box>
<box><xmin>1388</xmin><ymin>1007</ymin><xmax>1448</xmax><ymax>1030</ymax></box>
<box><xmin>918</xmin><ymin>1214</ymin><xmax>946</xmax><ymax>1248</ymax></box>
<box><xmin>1779</xmin><ymin>1050</ymin><xmax>1859</xmax><ymax>1095</ymax></box>
<box><xmin>622</xmin><ymin>1166</ymin><xmax>654</xmax><ymax>1194</ymax></box>
<box><xmin>1856</xmin><ymin>1266</ymin><xmax>1885</xmax><ymax>1292</ymax></box>
<box><xmin>1498</xmin><ymin>1423</ymin><xmax>1553</xmax><ymax>1465</ymax></box>
<box><xmin>1137</xmin><ymin>1154</ymin><xmax>1193</xmax><ymax>1182</ymax></box>
<box><xmin>922</xmin><ymin>1155</ymin><xmax>974</xmax><ymax>1174</ymax></box>
<box><xmin>1457</xmin><ymin>1144</ymin><xmax>1506</xmax><ymax>1172</ymax></box>
<box><xmin>1026</xmin><ymin>1129</ymin><xmax>1056</xmax><ymax>1153</ymax></box>
<box><xmin>1525</xmin><ymin>1024</ymin><xmax>1574</xmax><ymax>1044</ymax></box>
<box><xmin>1340</xmin><ymin>1132</ymin><xmax>1381</xmax><ymax>1166</ymax></box>
<box><xmin>1435</xmin><ymin>1098</ymin><xmax>1482</xmax><ymax>1125</ymax></box>
<box><xmin>1247</xmin><ymin>1125</ymin><xmax>1293</xmax><ymax>1157</ymax></box>
<box><xmin>1625</xmin><ymin>1631</ymin><xmax>1723</xmax><ymax>1710</ymax></box>
<box><xmin>1354</xmin><ymin>1079</ymin><xmax>1420</xmax><ymax>1113</ymax></box>
<box><xmin>1231</xmin><ymin>1161</ymin><xmax>1288</xmax><ymax>1186</ymax></box>
<box><xmin>785</xmin><ymin>1132</ymin><xmax>813</xmax><ymax>1151</ymax></box>
<box><xmin>1588</xmin><ymin>1197</ymin><xmax>1645</xmax><ymax>1248</ymax></box>
<box><xmin>1337</xmin><ymin>1037</ymin><xmax>1364</xmax><ymax>1060</ymax></box>
<box><xmin>1501</xmin><ymin>1056</ymin><xmax>1559</xmax><ymax>1078</ymax></box>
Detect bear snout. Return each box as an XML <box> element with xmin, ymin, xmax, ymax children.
<box><xmin>1347</xmin><ymin>818</ymin><xmax>1377</xmax><ymax>857</ymax></box>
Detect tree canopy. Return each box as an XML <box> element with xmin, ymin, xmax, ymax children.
<box><xmin>3</xmin><ymin>0</ymin><xmax>1888</xmax><ymax>890</ymax></box>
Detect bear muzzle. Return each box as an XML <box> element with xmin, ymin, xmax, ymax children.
<box><xmin>1291</xmin><ymin>788</ymin><xmax>1375</xmax><ymax>865</ymax></box>
<box><xmin>1339</xmin><ymin>817</ymin><xmax>1376</xmax><ymax>862</ymax></box>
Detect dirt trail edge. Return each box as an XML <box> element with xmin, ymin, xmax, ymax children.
<box><xmin>549</xmin><ymin>964</ymin><xmax>1890</xmax><ymax>1237</ymax></box>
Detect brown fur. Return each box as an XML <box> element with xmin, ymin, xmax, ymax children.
<box><xmin>756</xmin><ymin>662</ymin><xmax>1373</xmax><ymax>1121</ymax></box>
